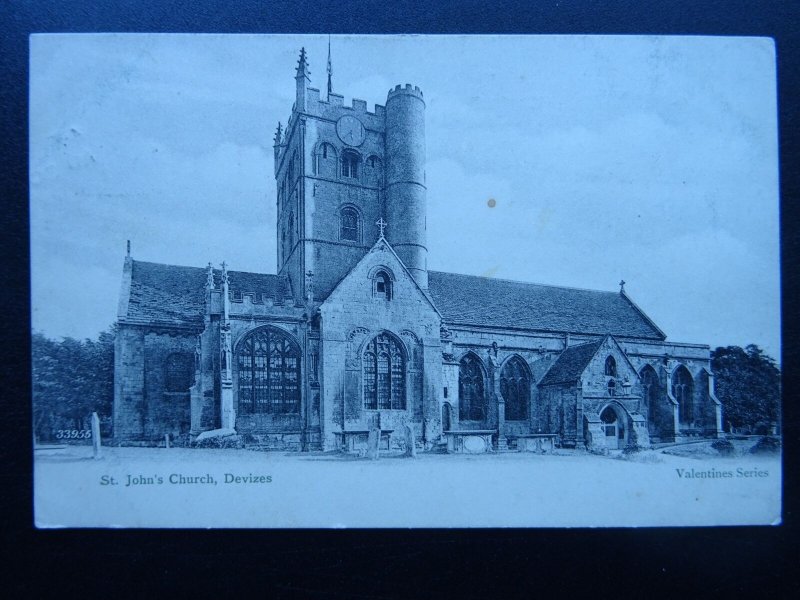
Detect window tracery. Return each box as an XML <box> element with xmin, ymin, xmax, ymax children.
<box><xmin>237</xmin><ymin>327</ymin><xmax>301</xmax><ymax>415</ymax></box>
<box><xmin>363</xmin><ymin>333</ymin><xmax>405</xmax><ymax>410</ymax></box>
<box><xmin>500</xmin><ymin>356</ymin><xmax>530</xmax><ymax>421</ymax></box>
<box><xmin>459</xmin><ymin>353</ymin><xmax>486</xmax><ymax>421</ymax></box>
<box><xmin>672</xmin><ymin>366</ymin><xmax>694</xmax><ymax>425</ymax></box>
<box><xmin>340</xmin><ymin>206</ymin><xmax>360</xmax><ymax>242</ymax></box>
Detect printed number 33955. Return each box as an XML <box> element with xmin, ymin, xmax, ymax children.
<box><xmin>55</xmin><ymin>430</ymin><xmax>92</xmax><ymax>439</ymax></box>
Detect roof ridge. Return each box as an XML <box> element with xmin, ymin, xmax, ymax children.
<box><xmin>133</xmin><ymin>259</ymin><xmax>283</xmax><ymax>279</ymax></box>
<box><xmin>133</xmin><ymin>259</ymin><xmax>205</xmax><ymax>271</ymax></box>
<box><xmin>428</xmin><ymin>269</ymin><xmax>618</xmax><ymax>295</ymax></box>
<box><xmin>564</xmin><ymin>338</ymin><xmax>604</xmax><ymax>350</ymax></box>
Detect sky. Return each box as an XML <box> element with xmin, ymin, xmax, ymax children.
<box><xmin>29</xmin><ymin>34</ymin><xmax>780</xmax><ymax>358</ymax></box>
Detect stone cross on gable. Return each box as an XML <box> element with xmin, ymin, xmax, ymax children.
<box><xmin>619</xmin><ymin>279</ymin><xmax>626</xmax><ymax>293</ymax></box>
<box><xmin>376</xmin><ymin>218</ymin><xmax>388</xmax><ymax>238</ymax></box>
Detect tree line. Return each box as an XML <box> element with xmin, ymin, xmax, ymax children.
<box><xmin>31</xmin><ymin>328</ymin><xmax>781</xmax><ymax>442</ymax></box>
<box><xmin>711</xmin><ymin>344</ymin><xmax>781</xmax><ymax>435</ymax></box>
<box><xmin>32</xmin><ymin>328</ymin><xmax>115</xmax><ymax>443</ymax></box>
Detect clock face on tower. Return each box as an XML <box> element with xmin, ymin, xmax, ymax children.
<box><xmin>335</xmin><ymin>115</ymin><xmax>366</xmax><ymax>146</ymax></box>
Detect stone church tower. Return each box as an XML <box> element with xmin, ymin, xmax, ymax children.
<box><xmin>273</xmin><ymin>48</ymin><xmax>429</xmax><ymax>301</ymax></box>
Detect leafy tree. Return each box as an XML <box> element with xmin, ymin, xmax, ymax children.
<box><xmin>711</xmin><ymin>345</ymin><xmax>780</xmax><ymax>434</ymax></box>
<box><xmin>32</xmin><ymin>327</ymin><xmax>116</xmax><ymax>443</ymax></box>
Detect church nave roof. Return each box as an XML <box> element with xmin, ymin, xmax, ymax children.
<box><xmin>427</xmin><ymin>271</ymin><xmax>665</xmax><ymax>340</ymax></box>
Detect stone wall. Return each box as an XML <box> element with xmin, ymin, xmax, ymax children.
<box><xmin>446</xmin><ymin>326</ymin><xmax>564</xmax><ymax>435</ymax></box>
<box><xmin>113</xmin><ymin>325</ymin><xmax>198</xmax><ymax>443</ymax></box>
<box><xmin>142</xmin><ymin>331</ymin><xmax>196</xmax><ymax>440</ymax></box>
<box><xmin>537</xmin><ymin>384</ymin><xmax>579</xmax><ymax>446</ymax></box>
<box><xmin>113</xmin><ymin>325</ymin><xmax>145</xmax><ymax>440</ymax></box>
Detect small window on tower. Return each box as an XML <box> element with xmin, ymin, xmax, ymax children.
<box><xmin>341</xmin><ymin>150</ymin><xmax>360</xmax><ymax>179</ymax></box>
<box><xmin>340</xmin><ymin>206</ymin><xmax>360</xmax><ymax>242</ymax></box>
<box><xmin>364</xmin><ymin>155</ymin><xmax>383</xmax><ymax>187</ymax></box>
<box><xmin>316</xmin><ymin>143</ymin><xmax>337</xmax><ymax>177</ymax></box>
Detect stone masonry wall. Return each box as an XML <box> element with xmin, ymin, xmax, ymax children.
<box><xmin>113</xmin><ymin>325</ymin><xmax>145</xmax><ymax>441</ymax></box>
<box><xmin>142</xmin><ymin>331</ymin><xmax>196</xmax><ymax>441</ymax></box>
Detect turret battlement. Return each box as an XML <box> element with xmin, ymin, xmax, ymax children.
<box><xmin>387</xmin><ymin>83</ymin><xmax>424</xmax><ymax>103</ymax></box>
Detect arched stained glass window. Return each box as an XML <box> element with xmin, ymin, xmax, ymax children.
<box><xmin>500</xmin><ymin>356</ymin><xmax>530</xmax><ymax>421</ymax></box>
<box><xmin>605</xmin><ymin>355</ymin><xmax>617</xmax><ymax>377</ymax></box>
<box><xmin>459</xmin><ymin>353</ymin><xmax>486</xmax><ymax>421</ymax></box>
<box><xmin>165</xmin><ymin>353</ymin><xmax>193</xmax><ymax>393</ymax></box>
<box><xmin>237</xmin><ymin>327</ymin><xmax>301</xmax><ymax>415</ymax></box>
<box><xmin>363</xmin><ymin>333</ymin><xmax>405</xmax><ymax>410</ymax></box>
<box><xmin>672</xmin><ymin>365</ymin><xmax>694</xmax><ymax>425</ymax></box>
<box><xmin>340</xmin><ymin>206</ymin><xmax>360</xmax><ymax>242</ymax></box>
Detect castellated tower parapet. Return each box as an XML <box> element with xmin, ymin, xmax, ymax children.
<box><xmin>385</xmin><ymin>84</ymin><xmax>427</xmax><ymax>289</ymax></box>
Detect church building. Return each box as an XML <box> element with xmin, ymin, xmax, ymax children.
<box><xmin>113</xmin><ymin>48</ymin><xmax>723</xmax><ymax>453</ymax></box>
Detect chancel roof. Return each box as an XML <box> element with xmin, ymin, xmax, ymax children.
<box><xmin>427</xmin><ymin>271</ymin><xmax>665</xmax><ymax>340</ymax></box>
<box><xmin>122</xmin><ymin>260</ymin><xmax>293</xmax><ymax>328</ymax></box>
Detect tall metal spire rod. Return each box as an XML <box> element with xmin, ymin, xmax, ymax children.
<box><xmin>327</xmin><ymin>35</ymin><xmax>333</xmax><ymax>99</ymax></box>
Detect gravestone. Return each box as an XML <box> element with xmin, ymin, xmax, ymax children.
<box><xmin>165</xmin><ymin>434</ymin><xmax>170</xmax><ymax>449</ymax></box>
<box><xmin>366</xmin><ymin>426</ymin><xmax>381</xmax><ymax>460</ymax></box>
<box><xmin>91</xmin><ymin>412</ymin><xmax>101</xmax><ymax>459</ymax></box>
<box><xmin>404</xmin><ymin>424</ymin><xmax>417</xmax><ymax>458</ymax></box>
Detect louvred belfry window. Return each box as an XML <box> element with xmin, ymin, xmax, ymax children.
<box><xmin>341</xmin><ymin>150</ymin><xmax>359</xmax><ymax>179</ymax></box>
<box><xmin>363</xmin><ymin>333</ymin><xmax>405</xmax><ymax>410</ymax></box>
<box><xmin>237</xmin><ymin>327</ymin><xmax>301</xmax><ymax>415</ymax></box>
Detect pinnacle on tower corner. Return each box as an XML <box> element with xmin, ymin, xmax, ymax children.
<box><xmin>296</xmin><ymin>47</ymin><xmax>310</xmax><ymax>79</ymax></box>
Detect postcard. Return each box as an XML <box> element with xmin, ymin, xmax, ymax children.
<box><xmin>31</xmin><ymin>34</ymin><xmax>781</xmax><ymax>527</ymax></box>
